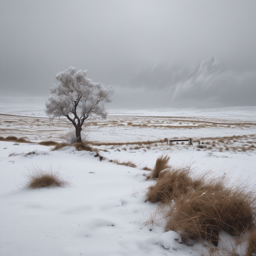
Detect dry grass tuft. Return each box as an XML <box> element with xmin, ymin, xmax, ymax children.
<box><xmin>4</xmin><ymin>136</ymin><xmax>18</xmax><ymax>141</ymax></box>
<box><xmin>25</xmin><ymin>169</ymin><xmax>68</xmax><ymax>189</ymax></box>
<box><xmin>87</xmin><ymin>138</ymin><xmax>168</xmax><ymax>147</ymax></box>
<box><xmin>142</xmin><ymin>166</ymin><xmax>152</xmax><ymax>171</ymax></box>
<box><xmin>39</xmin><ymin>141</ymin><xmax>59</xmax><ymax>146</ymax></box>
<box><xmin>51</xmin><ymin>142</ymin><xmax>97</xmax><ymax>152</ymax></box>
<box><xmin>165</xmin><ymin>177</ymin><xmax>256</xmax><ymax>246</ymax></box>
<box><xmin>16</xmin><ymin>137</ymin><xmax>30</xmax><ymax>143</ymax></box>
<box><xmin>150</xmin><ymin>155</ymin><xmax>170</xmax><ymax>179</ymax></box>
<box><xmin>246</xmin><ymin>228</ymin><xmax>256</xmax><ymax>256</ymax></box>
<box><xmin>0</xmin><ymin>136</ymin><xmax>30</xmax><ymax>143</ymax></box>
<box><xmin>146</xmin><ymin>166</ymin><xmax>196</xmax><ymax>203</ymax></box>
<box><xmin>52</xmin><ymin>142</ymin><xmax>70</xmax><ymax>151</ymax></box>
<box><xmin>72</xmin><ymin>142</ymin><xmax>93</xmax><ymax>151</ymax></box>
<box><xmin>113</xmin><ymin>159</ymin><xmax>137</xmax><ymax>168</ymax></box>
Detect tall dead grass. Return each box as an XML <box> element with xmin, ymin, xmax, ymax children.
<box><xmin>246</xmin><ymin>228</ymin><xmax>256</xmax><ymax>256</ymax></box>
<box><xmin>145</xmin><ymin>156</ymin><xmax>256</xmax><ymax>250</ymax></box>
<box><xmin>164</xmin><ymin>176</ymin><xmax>256</xmax><ymax>246</ymax></box>
<box><xmin>150</xmin><ymin>155</ymin><xmax>170</xmax><ymax>179</ymax></box>
<box><xmin>146</xmin><ymin>166</ymin><xmax>196</xmax><ymax>203</ymax></box>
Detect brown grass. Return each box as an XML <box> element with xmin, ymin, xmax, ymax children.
<box><xmin>16</xmin><ymin>137</ymin><xmax>30</xmax><ymax>143</ymax></box>
<box><xmin>25</xmin><ymin>169</ymin><xmax>68</xmax><ymax>189</ymax></box>
<box><xmin>142</xmin><ymin>166</ymin><xmax>152</xmax><ymax>171</ymax></box>
<box><xmin>4</xmin><ymin>136</ymin><xmax>18</xmax><ymax>141</ymax></box>
<box><xmin>51</xmin><ymin>142</ymin><xmax>96</xmax><ymax>152</ymax></box>
<box><xmin>246</xmin><ymin>228</ymin><xmax>256</xmax><ymax>256</ymax></box>
<box><xmin>87</xmin><ymin>138</ymin><xmax>168</xmax><ymax>146</ymax></box>
<box><xmin>150</xmin><ymin>155</ymin><xmax>170</xmax><ymax>179</ymax></box>
<box><xmin>0</xmin><ymin>136</ymin><xmax>31</xmax><ymax>143</ymax></box>
<box><xmin>146</xmin><ymin>166</ymin><xmax>197</xmax><ymax>203</ymax></box>
<box><xmin>113</xmin><ymin>159</ymin><xmax>137</xmax><ymax>168</ymax></box>
<box><xmin>165</xmin><ymin>176</ymin><xmax>256</xmax><ymax>246</ymax></box>
<box><xmin>52</xmin><ymin>142</ymin><xmax>70</xmax><ymax>151</ymax></box>
<box><xmin>39</xmin><ymin>141</ymin><xmax>59</xmax><ymax>146</ymax></box>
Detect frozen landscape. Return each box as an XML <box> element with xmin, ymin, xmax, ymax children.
<box><xmin>1</xmin><ymin>99</ymin><xmax>256</xmax><ymax>256</ymax></box>
<box><xmin>1</xmin><ymin>1</ymin><xmax>256</xmax><ymax>255</ymax></box>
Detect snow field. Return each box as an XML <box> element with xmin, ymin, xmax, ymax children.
<box><xmin>1</xmin><ymin>105</ymin><xmax>256</xmax><ymax>255</ymax></box>
<box><xmin>1</xmin><ymin>142</ymin><xmax>196</xmax><ymax>256</ymax></box>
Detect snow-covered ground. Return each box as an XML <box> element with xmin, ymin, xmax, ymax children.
<box><xmin>1</xmin><ymin>99</ymin><xmax>256</xmax><ymax>255</ymax></box>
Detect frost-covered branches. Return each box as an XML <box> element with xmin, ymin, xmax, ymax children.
<box><xmin>45</xmin><ymin>67</ymin><xmax>113</xmax><ymax>142</ymax></box>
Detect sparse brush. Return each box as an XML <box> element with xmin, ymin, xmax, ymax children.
<box><xmin>150</xmin><ymin>155</ymin><xmax>170</xmax><ymax>179</ymax></box>
<box><xmin>146</xmin><ymin>166</ymin><xmax>195</xmax><ymax>204</ymax></box>
<box><xmin>25</xmin><ymin>169</ymin><xmax>68</xmax><ymax>189</ymax></box>
<box><xmin>165</xmin><ymin>176</ymin><xmax>256</xmax><ymax>246</ymax></box>
<box><xmin>0</xmin><ymin>136</ymin><xmax>4</xmax><ymax>140</ymax></box>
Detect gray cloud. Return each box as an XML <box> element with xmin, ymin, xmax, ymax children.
<box><xmin>0</xmin><ymin>0</ymin><xmax>256</xmax><ymax>108</ymax></box>
<box><xmin>112</xmin><ymin>58</ymin><xmax>256</xmax><ymax>108</ymax></box>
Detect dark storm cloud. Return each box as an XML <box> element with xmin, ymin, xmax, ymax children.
<box><xmin>0</xmin><ymin>0</ymin><xmax>256</xmax><ymax>107</ymax></box>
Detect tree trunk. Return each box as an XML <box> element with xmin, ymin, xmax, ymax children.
<box><xmin>75</xmin><ymin>126</ymin><xmax>82</xmax><ymax>143</ymax></box>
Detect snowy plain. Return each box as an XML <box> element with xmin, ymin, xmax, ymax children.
<box><xmin>1</xmin><ymin>98</ymin><xmax>256</xmax><ymax>255</ymax></box>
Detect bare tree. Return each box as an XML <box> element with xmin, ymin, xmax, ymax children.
<box><xmin>45</xmin><ymin>67</ymin><xmax>113</xmax><ymax>143</ymax></box>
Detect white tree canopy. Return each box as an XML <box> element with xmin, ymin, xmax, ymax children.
<box><xmin>45</xmin><ymin>67</ymin><xmax>113</xmax><ymax>142</ymax></box>
<box><xmin>46</xmin><ymin>67</ymin><xmax>112</xmax><ymax>119</ymax></box>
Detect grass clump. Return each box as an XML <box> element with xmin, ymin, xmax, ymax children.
<box><xmin>0</xmin><ymin>136</ymin><xmax>30</xmax><ymax>143</ymax></box>
<box><xmin>26</xmin><ymin>169</ymin><xmax>68</xmax><ymax>189</ymax></box>
<box><xmin>39</xmin><ymin>141</ymin><xmax>59</xmax><ymax>146</ymax></box>
<box><xmin>142</xmin><ymin>166</ymin><xmax>152</xmax><ymax>171</ymax></box>
<box><xmin>246</xmin><ymin>228</ymin><xmax>256</xmax><ymax>256</ymax></box>
<box><xmin>51</xmin><ymin>142</ymin><xmax>95</xmax><ymax>152</ymax></box>
<box><xmin>165</xmin><ymin>177</ymin><xmax>256</xmax><ymax>246</ymax></box>
<box><xmin>4</xmin><ymin>136</ymin><xmax>18</xmax><ymax>141</ymax></box>
<box><xmin>145</xmin><ymin>155</ymin><xmax>256</xmax><ymax>249</ymax></box>
<box><xmin>146</xmin><ymin>166</ymin><xmax>196</xmax><ymax>204</ymax></box>
<box><xmin>52</xmin><ymin>142</ymin><xmax>69</xmax><ymax>151</ymax></box>
<box><xmin>113</xmin><ymin>159</ymin><xmax>137</xmax><ymax>168</ymax></box>
<box><xmin>150</xmin><ymin>155</ymin><xmax>170</xmax><ymax>179</ymax></box>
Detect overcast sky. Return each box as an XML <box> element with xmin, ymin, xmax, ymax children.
<box><xmin>1</xmin><ymin>0</ymin><xmax>256</xmax><ymax>108</ymax></box>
